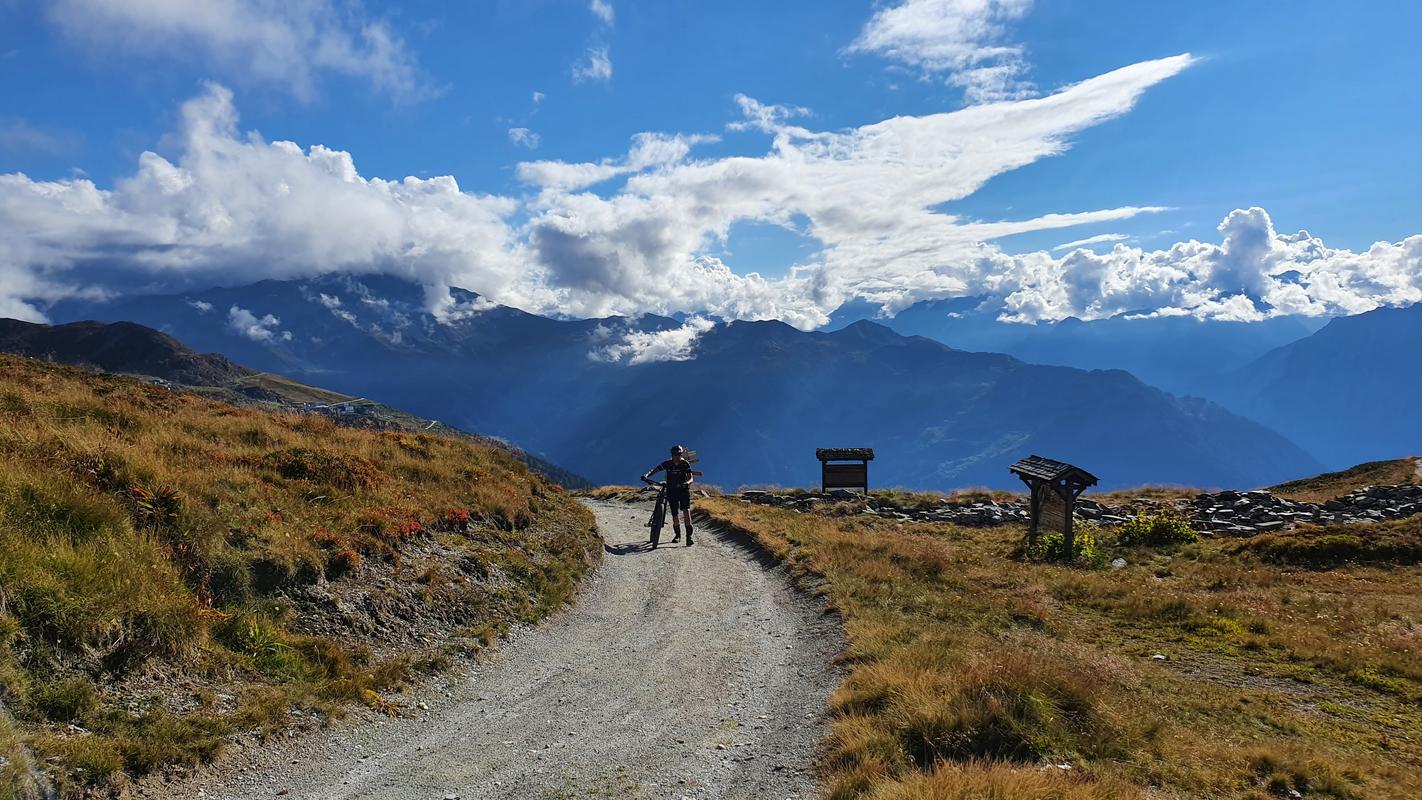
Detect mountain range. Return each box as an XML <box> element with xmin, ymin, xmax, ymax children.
<box><xmin>1214</xmin><ymin>303</ymin><xmax>1422</xmax><ymax>468</ymax></box>
<box><xmin>827</xmin><ymin>296</ymin><xmax>1327</xmax><ymax>397</ymax></box>
<box><xmin>36</xmin><ymin>274</ymin><xmax>1349</xmax><ymax>490</ymax></box>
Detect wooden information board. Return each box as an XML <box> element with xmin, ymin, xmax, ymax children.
<box><xmin>1038</xmin><ymin>486</ymin><xmax>1068</xmax><ymax>534</ymax></box>
<box><xmin>822</xmin><ymin>463</ymin><xmax>868</xmax><ymax>490</ymax></box>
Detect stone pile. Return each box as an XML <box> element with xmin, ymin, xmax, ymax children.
<box><xmin>1182</xmin><ymin>484</ymin><xmax>1422</xmax><ymax>534</ymax></box>
<box><xmin>737</xmin><ymin>484</ymin><xmax>1422</xmax><ymax>536</ymax></box>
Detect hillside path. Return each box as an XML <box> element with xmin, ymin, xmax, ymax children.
<box><xmin>156</xmin><ymin>500</ymin><xmax>841</xmax><ymax>800</ymax></box>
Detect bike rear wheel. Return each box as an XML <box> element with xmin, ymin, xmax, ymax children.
<box><xmin>648</xmin><ymin>489</ymin><xmax>666</xmax><ymax>547</ymax></box>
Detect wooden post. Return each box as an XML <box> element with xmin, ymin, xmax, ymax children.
<box><xmin>1027</xmin><ymin>481</ymin><xmax>1043</xmax><ymax>545</ymax></box>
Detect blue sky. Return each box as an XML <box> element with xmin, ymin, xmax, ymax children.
<box><xmin>1</xmin><ymin>1</ymin><xmax>1420</xmax><ymax>326</ymax></box>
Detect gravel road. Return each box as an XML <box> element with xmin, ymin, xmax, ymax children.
<box><xmin>156</xmin><ymin>500</ymin><xmax>841</xmax><ymax>800</ymax></box>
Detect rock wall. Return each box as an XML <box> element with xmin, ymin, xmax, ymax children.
<box><xmin>737</xmin><ymin>484</ymin><xmax>1422</xmax><ymax>535</ymax></box>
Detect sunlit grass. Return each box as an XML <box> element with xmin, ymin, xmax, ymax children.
<box><xmin>0</xmin><ymin>355</ymin><xmax>600</xmax><ymax>796</ymax></box>
<box><xmin>700</xmin><ymin>496</ymin><xmax>1422</xmax><ymax>799</ymax></box>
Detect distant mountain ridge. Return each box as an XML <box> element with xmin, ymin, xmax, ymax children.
<box><xmin>0</xmin><ymin>318</ymin><xmax>252</xmax><ymax>386</ymax></box>
<box><xmin>827</xmin><ymin>295</ymin><xmax>1326</xmax><ymax>397</ymax></box>
<box><xmin>46</xmin><ymin>274</ymin><xmax>1322</xmax><ymax>490</ymax></box>
<box><xmin>1217</xmin><ymin>303</ymin><xmax>1422</xmax><ymax>468</ymax></box>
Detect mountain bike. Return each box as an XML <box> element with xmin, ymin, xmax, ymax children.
<box><xmin>641</xmin><ymin>477</ymin><xmax>667</xmax><ymax>548</ymax></box>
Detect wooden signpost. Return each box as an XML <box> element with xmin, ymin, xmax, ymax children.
<box><xmin>1009</xmin><ymin>455</ymin><xmax>1099</xmax><ymax>554</ymax></box>
<box><xmin>816</xmin><ymin>448</ymin><xmax>874</xmax><ymax>494</ymax></box>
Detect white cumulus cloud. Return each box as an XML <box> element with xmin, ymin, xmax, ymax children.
<box><xmin>227</xmin><ymin>305</ymin><xmax>290</xmax><ymax>342</ymax></box>
<box><xmin>591</xmin><ymin>317</ymin><xmax>716</xmax><ymax>364</ymax></box>
<box><xmin>3</xmin><ymin>58</ymin><xmax>1420</xmax><ymax>331</ymax></box>
<box><xmin>0</xmin><ymin>83</ymin><xmax>526</xmax><ymax>316</ymax></box>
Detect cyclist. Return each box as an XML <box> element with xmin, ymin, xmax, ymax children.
<box><xmin>642</xmin><ymin>445</ymin><xmax>696</xmax><ymax>544</ymax></box>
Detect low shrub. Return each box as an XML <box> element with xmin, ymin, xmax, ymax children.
<box><xmin>1115</xmin><ymin>513</ymin><xmax>1197</xmax><ymax>547</ymax></box>
<box><xmin>1029</xmin><ymin>528</ymin><xmax>1097</xmax><ymax>563</ymax></box>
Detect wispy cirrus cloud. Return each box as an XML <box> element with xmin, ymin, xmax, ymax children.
<box><xmin>589</xmin><ymin>0</ymin><xmax>615</xmax><ymax>26</ymax></box>
<box><xmin>0</xmin><ymin>117</ymin><xmax>82</xmax><ymax>157</ymax></box>
<box><xmin>848</xmin><ymin>0</ymin><xmax>1036</xmax><ymax>103</ymax></box>
<box><xmin>572</xmin><ymin>46</ymin><xmax>613</xmax><ymax>83</ymax></box>
<box><xmin>47</xmin><ymin>0</ymin><xmax>430</xmax><ymax>102</ymax></box>
<box><xmin>508</xmin><ymin>127</ymin><xmax>541</xmax><ymax>149</ymax></box>
<box><xmin>572</xmin><ymin>1</ymin><xmax>616</xmax><ymax>83</ymax></box>
<box><xmin>1052</xmin><ymin>233</ymin><xmax>1130</xmax><ymax>252</ymax></box>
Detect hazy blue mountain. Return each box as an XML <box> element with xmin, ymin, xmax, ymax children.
<box><xmin>50</xmin><ymin>275</ymin><xmax>1321</xmax><ymax>491</ymax></box>
<box><xmin>0</xmin><ymin>318</ymin><xmax>252</xmax><ymax>386</ymax></box>
<box><xmin>828</xmin><ymin>296</ymin><xmax>1324</xmax><ymax>397</ymax></box>
<box><xmin>1216</xmin><ymin>303</ymin><xmax>1422</xmax><ymax>469</ymax></box>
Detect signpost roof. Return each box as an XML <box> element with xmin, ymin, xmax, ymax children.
<box><xmin>1009</xmin><ymin>455</ymin><xmax>1098</xmax><ymax>486</ymax></box>
<box><xmin>816</xmin><ymin>448</ymin><xmax>875</xmax><ymax>462</ymax></box>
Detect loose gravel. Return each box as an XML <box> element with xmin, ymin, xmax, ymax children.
<box><xmin>148</xmin><ymin>499</ymin><xmax>842</xmax><ymax>800</ymax></box>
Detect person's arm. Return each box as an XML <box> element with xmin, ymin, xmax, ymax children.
<box><xmin>641</xmin><ymin>462</ymin><xmax>666</xmax><ymax>483</ymax></box>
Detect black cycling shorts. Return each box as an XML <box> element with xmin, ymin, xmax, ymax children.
<box><xmin>667</xmin><ymin>485</ymin><xmax>692</xmax><ymax>513</ymax></box>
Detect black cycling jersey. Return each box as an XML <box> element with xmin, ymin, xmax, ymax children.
<box><xmin>647</xmin><ymin>457</ymin><xmax>694</xmax><ymax>486</ymax></box>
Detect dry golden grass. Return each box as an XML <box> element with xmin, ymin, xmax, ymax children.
<box><xmin>0</xmin><ymin>355</ymin><xmax>600</xmax><ymax>797</ymax></box>
<box><xmin>577</xmin><ymin>484</ymin><xmax>654</xmax><ymax>502</ymax></box>
<box><xmin>1268</xmin><ymin>457</ymin><xmax>1421</xmax><ymax>503</ymax></box>
<box><xmin>1233</xmin><ymin>515</ymin><xmax>1422</xmax><ymax>568</ymax></box>
<box><xmin>700</xmin><ymin>496</ymin><xmax>1422</xmax><ymax>799</ymax></box>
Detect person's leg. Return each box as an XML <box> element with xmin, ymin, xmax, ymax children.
<box><xmin>683</xmin><ymin>507</ymin><xmax>694</xmax><ymax>544</ymax></box>
<box><xmin>670</xmin><ymin>492</ymin><xmax>682</xmax><ymax>540</ymax></box>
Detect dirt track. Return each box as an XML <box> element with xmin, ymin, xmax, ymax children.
<box><xmin>157</xmin><ymin>499</ymin><xmax>841</xmax><ymax>799</ymax></box>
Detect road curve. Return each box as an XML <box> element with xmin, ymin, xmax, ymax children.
<box><xmin>156</xmin><ymin>499</ymin><xmax>842</xmax><ymax>800</ymax></box>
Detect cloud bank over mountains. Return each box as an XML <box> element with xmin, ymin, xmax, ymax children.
<box><xmin>1</xmin><ymin>57</ymin><xmax>1419</xmax><ymax>328</ymax></box>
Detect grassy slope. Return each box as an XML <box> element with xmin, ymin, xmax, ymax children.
<box><xmin>1268</xmin><ymin>457</ymin><xmax>1420</xmax><ymax>503</ymax></box>
<box><xmin>699</xmin><ymin>496</ymin><xmax>1422</xmax><ymax>800</ymax></box>
<box><xmin>1235</xmin><ymin>515</ymin><xmax>1422</xmax><ymax>568</ymax></box>
<box><xmin>0</xmin><ymin>355</ymin><xmax>601</xmax><ymax>798</ymax></box>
